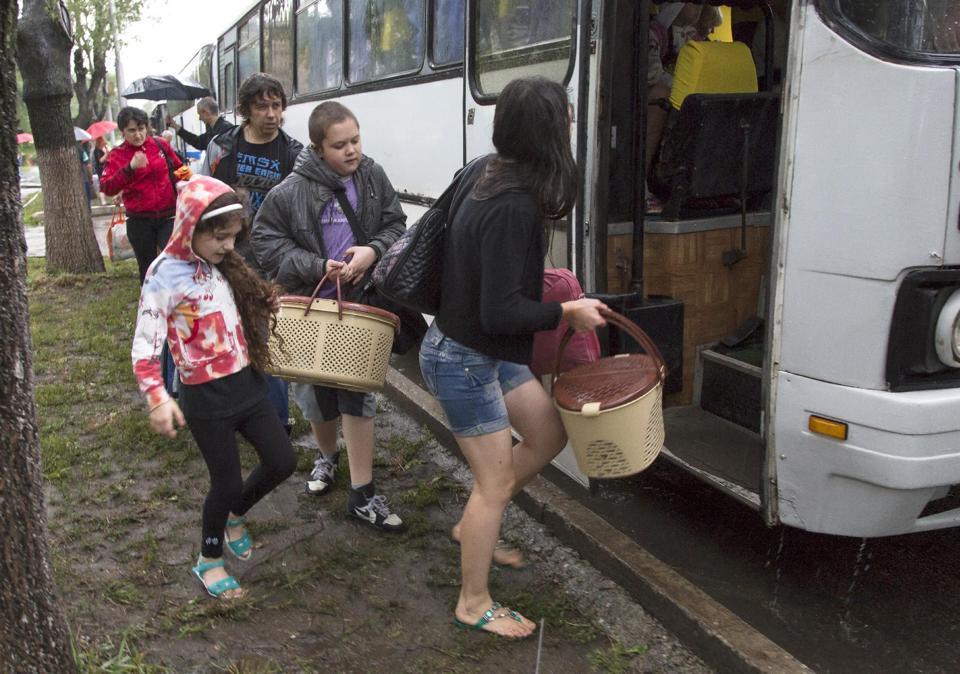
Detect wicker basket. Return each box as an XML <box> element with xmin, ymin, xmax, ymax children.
<box><xmin>553</xmin><ymin>309</ymin><xmax>667</xmax><ymax>479</ymax></box>
<box><xmin>266</xmin><ymin>275</ymin><xmax>399</xmax><ymax>393</ymax></box>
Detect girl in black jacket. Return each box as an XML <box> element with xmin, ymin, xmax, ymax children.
<box><xmin>419</xmin><ymin>77</ymin><xmax>607</xmax><ymax>638</ymax></box>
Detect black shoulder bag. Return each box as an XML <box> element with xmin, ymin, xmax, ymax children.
<box><xmin>332</xmin><ymin>187</ymin><xmax>428</xmax><ymax>355</ymax></box>
<box><xmin>152</xmin><ymin>137</ymin><xmax>179</xmax><ymax>194</ymax></box>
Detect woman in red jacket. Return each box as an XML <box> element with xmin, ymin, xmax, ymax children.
<box><xmin>101</xmin><ymin>107</ymin><xmax>183</xmax><ymax>283</ymax></box>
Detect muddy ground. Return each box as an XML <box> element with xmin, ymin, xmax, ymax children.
<box><xmin>31</xmin><ymin>261</ymin><xmax>710</xmax><ymax>673</ymax></box>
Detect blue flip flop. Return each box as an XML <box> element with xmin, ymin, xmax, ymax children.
<box><xmin>191</xmin><ymin>556</ymin><xmax>241</xmax><ymax>598</ymax></box>
<box><xmin>454</xmin><ymin>601</ymin><xmax>531</xmax><ymax>638</ymax></box>
<box><xmin>224</xmin><ymin>516</ymin><xmax>252</xmax><ymax>561</ymax></box>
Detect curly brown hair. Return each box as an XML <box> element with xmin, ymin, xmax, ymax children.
<box><xmin>195</xmin><ymin>192</ymin><xmax>279</xmax><ymax>371</ymax></box>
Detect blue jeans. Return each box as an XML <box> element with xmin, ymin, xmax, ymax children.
<box><xmin>418</xmin><ymin>323</ymin><xmax>534</xmax><ymax>437</ymax></box>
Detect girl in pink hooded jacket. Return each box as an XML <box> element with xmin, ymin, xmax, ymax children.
<box><xmin>132</xmin><ymin>175</ymin><xmax>295</xmax><ymax>599</ymax></box>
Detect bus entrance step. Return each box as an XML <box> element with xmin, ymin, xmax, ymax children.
<box><xmin>698</xmin><ymin>348</ymin><xmax>761</xmax><ymax>433</ymax></box>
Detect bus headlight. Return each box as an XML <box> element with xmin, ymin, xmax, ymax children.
<box><xmin>934</xmin><ymin>289</ymin><xmax>960</xmax><ymax>368</ymax></box>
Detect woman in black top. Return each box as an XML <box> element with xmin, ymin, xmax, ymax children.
<box><xmin>419</xmin><ymin>76</ymin><xmax>607</xmax><ymax>638</ymax></box>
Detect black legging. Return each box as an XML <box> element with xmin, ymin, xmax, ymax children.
<box><xmin>187</xmin><ymin>398</ymin><xmax>296</xmax><ymax>558</ymax></box>
<box><xmin>126</xmin><ymin>215</ymin><xmax>174</xmax><ymax>284</ymax></box>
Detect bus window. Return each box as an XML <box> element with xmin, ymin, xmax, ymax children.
<box><xmin>297</xmin><ymin>0</ymin><xmax>344</xmax><ymax>94</ymax></box>
<box><xmin>348</xmin><ymin>0</ymin><xmax>425</xmax><ymax>82</ymax></box>
<box><xmin>263</xmin><ymin>0</ymin><xmax>295</xmax><ymax>95</ymax></box>
<box><xmin>432</xmin><ymin>0</ymin><xmax>464</xmax><ymax>66</ymax></box>
<box><xmin>821</xmin><ymin>0</ymin><xmax>960</xmax><ymax>58</ymax></box>
<box><xmin>219</xmin><ymin>31</ymin><xmax>237</xmax><ymax>111</ymax></box>
<box><xmin>238</xmin><ymin>13</ymin><xmax>262</xmax><ymax>84</ymax></box>
<box><xmin>472</xmin><ymin>0</ymin><xmax>576</xmax><ymax>98</ymax></box>
<box><xmin>222</xmin><ymin>61</ymin><xmax>235</xmax><ymax>109</ymax></box>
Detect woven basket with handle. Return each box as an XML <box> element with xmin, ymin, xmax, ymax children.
<box><xmin>553</xmin><ymin>309</ymin><xmax>667</xmax><ymax>479</ymax></box>
<box><xmin>267</xmin><ymin>274</ymin><xmax>399</xmax><ymax>393</ymax></box>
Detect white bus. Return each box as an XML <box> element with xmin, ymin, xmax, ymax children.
<box><xmin>169</xmin><ymin>0</ymin><xmax>960</xmax><ymax>538</ymax></box>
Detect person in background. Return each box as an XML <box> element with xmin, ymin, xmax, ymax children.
<box><xmin>132</xmin><ymin>175</ymin><xmax>295</xmax><ymax>600</ymax></box>
<box><xmin>201</xmin><ymin>73</ymin><xmax>304</xmax><ymax>435</ymax></box>
<box><xmin>92</xmin><ymin>136</ymin><xmax>110</xmax><ymax>178</ymax></box>
<box><xmin>252</xmin><ymin>101</ymin><xmax>407</xmax><ymax>531</ymax></box>
<box><xmin>161</xmin><ymin>129</ymin><xmax>188</xmax><ymax>164</ymax></box>
<box><xmin>78</xmin><ymin>140</ymin><xmax>94</xmax><ymax>209</ymax></box>
<box><xmin>101</xmin><ymin>106</ymin><xmax>183</xmax><ymax>283</ymax></box>
<box><xmin>166</xmin><ymin>97</ymin><xmax>235</xmax><ymax>152</ymax></box>
<box><xmin>418</xmin><ymin>76</ymin><xmax>607</xmax><ymax>638</ymax></box>
<box><xmin>645</xmin><ymin>3</ymin><xmax>720</xmax><ymax>213</ymax></box>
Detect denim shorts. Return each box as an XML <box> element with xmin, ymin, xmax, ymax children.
<box><xmin>418</xmin><ymin>323</ymin><xmax>535</xmax><ymax>437</ymax></box>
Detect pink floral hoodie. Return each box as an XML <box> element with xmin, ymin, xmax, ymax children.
<box><xmin>131</xmin><ymin>176</ymin><xmax>251</xmax><ymax>410</ymax></box>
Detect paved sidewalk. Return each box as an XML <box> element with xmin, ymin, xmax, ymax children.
<box><xmin>24</xmin><ymin>210</ymin><xmax>114</xmax><ymax>258</ymax></box>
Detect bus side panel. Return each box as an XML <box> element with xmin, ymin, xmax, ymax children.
<box><xmin>771</xmin><ymin>7</ymin><xmax>960</xmax><ymax>536</ymax></box>
<box><xmin>282</xmin><ymin>78</ymin><xmax>465</xmax><ymax>201</ymax></box>
<box><xmin>775</xmin><ymin>371</ymin><xmax>960</xmax><ymax>536</ymax></box>
<box><xmin>779</xmin><ymin>9</ymin><xmax>955</xmax><ymax>390</ymax></box>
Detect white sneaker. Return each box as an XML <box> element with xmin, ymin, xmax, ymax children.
<box><xmin>305</xmin><ymin>452</ymin><xmax>338</xmax><ymax>495</ymax></box>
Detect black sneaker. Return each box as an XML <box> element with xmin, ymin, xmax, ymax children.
<box><xmin>347</xmin><ymin>491</ymin><xmax>405</xmax><ymax>532</ymax></box>
<box><xmin>305</xmin><ymin>452</ymin><xmax>338</xmax><ymax>496</ymax></box>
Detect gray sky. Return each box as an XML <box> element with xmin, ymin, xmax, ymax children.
<box><xmin>120</xmin><ymin>0</ymin><xmax>250</xmax><ymax>83</ymax></box>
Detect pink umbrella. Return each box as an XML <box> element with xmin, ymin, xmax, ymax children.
<box><xmin>86</xmin><ymin>120</ymin><xmax>117</xmax><ymax>139</ymax></box>
<box><xmin>16</xmin><ymin>132</ymin><xmax>33</xmax><ymax>144</ymax></box>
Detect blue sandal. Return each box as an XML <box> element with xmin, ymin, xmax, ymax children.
<box><xmin>191</xmin><ymin>556</ymin><xmax>242</xmax><ymax>598</ymax></box>
<box><xmin>225</xmin><ymin>516</ymin><xmax>252</xmax><ymax>561</ymax></box>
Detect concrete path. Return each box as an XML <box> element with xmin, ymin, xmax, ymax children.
<box><xmin>24</xmin><ymin>209</ymin><xmax>114</xmax><ymax>258</ymax></box>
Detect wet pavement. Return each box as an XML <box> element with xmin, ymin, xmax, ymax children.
<box><xmin>391</xmin><ymin>349</ymin><xmax>960</xmax><ymax>674</ymax></box>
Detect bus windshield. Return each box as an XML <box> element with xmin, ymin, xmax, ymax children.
<box><xmin>830</xmin><ymin>0</ymin><xmax>960</xmax><ymax>54</ymax></box>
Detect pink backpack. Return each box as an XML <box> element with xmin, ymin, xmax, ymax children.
<box><xmin>531</xmin><ymin>269</ymin><xmax>602</xmax><ymax>377</ymax></box>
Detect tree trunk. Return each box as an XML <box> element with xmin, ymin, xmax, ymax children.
<box><xmin>17</xmin><ymin>0</ymin><xmax>103</xmax><ymax>275</ymax></box>
<box><xmin>0</xmin><ymin>1</ymin><xmax>77</xmax><ymax>672</ymax></box>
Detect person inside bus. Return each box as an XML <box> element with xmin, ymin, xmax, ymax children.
<box><xmin>251</xmin><ymin>101</ymin><xmax>408</xmax><ymax>533</ymax></box>
<box><xmin>645</xmin><ymin>2</ymin><xmax>722</xmax><ymax>213</ymax></box>
<box><xmin>166</xmin><ymin>97</ymin><xmax>235</xmax><ymax>153</ymax></box>
<box><xmin>418</xmin><ymin>76</ymin><xmax>607</xmax><ymax>638</ymax></box>
<box><xmin>200</xmin><ymin>73</ymin><xmax>304</xmax><ymax>436</ymax></box>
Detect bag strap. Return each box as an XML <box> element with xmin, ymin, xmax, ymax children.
<box><xmin>332</xmin><ymin>184</ymin><xmax>369</xmax><ymax>246</ymax></box>
<box><xmin>152</xmin><ymin>137</ymin><xmax>178</xmax><ymax>193</ymax></box>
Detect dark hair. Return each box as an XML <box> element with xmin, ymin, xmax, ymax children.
<box><xmin>196</xmin><ymin>192</ymin><xmax>279</xmax><ymax>371</ymax></box>
<box><xmin>237</xmin><ymin>73</ymin><xmax>287</xmax><ymax>120</ymax></box>
<box><xmin>197</xmin><ymin>96</ymin><xmax>220</xmax><ymax>116</ymax></box>
<box><xmin>308</xmin><ymin>101</ymin><xmax>359</xmax><ymax>148</ymax></box>
<box><xmin>474</xmin><ymin>76</ymin><xmax>578</xmax><ymax>219</ymax></box>
<box><xmin>117</xmin><ymin>106</ymin><xmax>149</xmax><ymax>130</ymax></box>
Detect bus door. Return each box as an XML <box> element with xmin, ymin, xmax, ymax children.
<box><xmin>590</xmin><ymin>0</ymin><xmax>787</xmax><ymax>514</ymax></box>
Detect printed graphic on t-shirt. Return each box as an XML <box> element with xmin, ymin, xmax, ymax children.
<box><xmin>235</xmin><ymin>139</ymin><xmax>285</xmax><ymax>214</ymax></box>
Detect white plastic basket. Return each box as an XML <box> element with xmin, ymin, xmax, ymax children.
<box><xmin>267</xmin><ymin>275</ymin><xmax>398</xmax><ymax>393</ymax></box>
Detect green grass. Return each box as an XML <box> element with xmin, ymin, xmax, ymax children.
<box><xmin>72</xmin><ymin>627</ymin><xmax>169</xmax><ymax>674</ymax></box>
<box><xmin>588</xmin><ymin>642</ymin><xmax>648</xmax><ymax>673</ymax></box>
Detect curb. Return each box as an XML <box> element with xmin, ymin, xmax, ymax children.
<box><xmin>384</xmin><ymin>366</ymin><xmax>811</xmax><ymax>674</ymax></box>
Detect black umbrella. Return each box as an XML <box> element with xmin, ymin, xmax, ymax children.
<box><xmin>121</xmin><ymin>74</ymin><xmax>211</xmax><ymax>101</ymax></box>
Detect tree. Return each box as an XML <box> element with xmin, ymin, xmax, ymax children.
<box><xmin>0</xmin><ymin>1</ymin><xmax>77</xmax><ymax>672</ymax></box>
<box><xmin>65</xmin><ymin>0</ymin><xmax>144</xmax><ymax>129</ymax></box>
<box><xmin>17</xmin><ymin>0</ymin><xmax>104</xmax><ymax>275</ymax></box>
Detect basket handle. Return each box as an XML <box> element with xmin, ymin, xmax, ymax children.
<box><xmin>305</xmin><ymin>271</ymin><xmax>344</xmax><ymax>321</ymax></box>
<box><xmin>552</xmin><ymin>308</ymin><xmax>667</xmax><ymax>386</ymax></box>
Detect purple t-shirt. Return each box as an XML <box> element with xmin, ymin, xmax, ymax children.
<box><xmin>317</xmin><ymin>176</ymin><xmax>359</xmax><ymax>299</ymax></box>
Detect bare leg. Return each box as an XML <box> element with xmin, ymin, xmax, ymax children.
<box><xmin>645</xmin><ymin>82</ymin><xmax>671</xmax><ymax>178</ymax></box>
<box><xmin>455</xmin><ymin>429</ymin><xmax>536</xmax><ymax>637</ymax></box>
<box><xmin>451</xmin><ymin>379</ymin><xmax>565</xmax><ymax>567</ymax></box>
<box><xmin>310</xmin><ymin>419</ymin><xmax>339</xmax><ymax>459</ymax></box>
<box><xmin>341</xmin><ymin>414</ymin><xmax>374</xmax><ymax>486</ymax></box>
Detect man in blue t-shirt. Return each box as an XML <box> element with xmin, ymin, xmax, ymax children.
<box><xmin>200</xmin><ymin>73</ymin><xmax>304</xmax><ymax>434</ymax></box>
